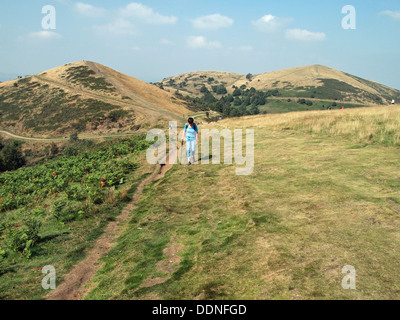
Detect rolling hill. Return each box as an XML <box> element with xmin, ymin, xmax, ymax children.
<box><xmin>0</xmin><ymin>61</ymin><xmax>189</xmax><ymax>137</ymax></box>
<box><xmin>158</xmin><ymin>65</ymin><xmax>400</xmax><ymax>105</ymax></box>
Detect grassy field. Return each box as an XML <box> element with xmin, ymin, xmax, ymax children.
<box><xmin>81</xmin><ymin>106</ymin><xmax>400</xmax><ymax>300</ymax></box>
<box><xmin>1</xmin><ymin>106</ymin><xmax>399</xmax><ymax>300</ymax></box>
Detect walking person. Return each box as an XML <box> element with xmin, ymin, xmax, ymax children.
<box><xmin>182</xmin><ymin>118</ymin><xmax>198</xmax><ymax>165</ymax></box>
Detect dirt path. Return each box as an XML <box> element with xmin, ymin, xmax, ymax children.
<box><xmin>0</xmin><ymin>130</ymin><xmax>61</xmax><ymax>141</ymax></box>
<box><xmin>46</xmin><ymin>144</ymin><xmax>181</xmax><ymax>300</ymax></box>
<box><xmin>0</xmin><ymin>129</ymin><xmax>140</xmax><ymax>142</ymax></box>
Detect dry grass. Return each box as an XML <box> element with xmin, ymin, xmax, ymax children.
<box><xmin>160</xmin><ymin>65</ymin><xmax>399</xmax><ymax>104</ymax></box>
<box><xmin>225</xmin><ymin>105</ymin><xmax>400</xmax><ymax>146</ymax></box>
<box><xmin>84</xmin><ymin>106</ymin><xmax>400</xmax><ymax>300</ymax></box>
<box><xmin>0</xmin><ymin>61</ymin><xmax>189</xmax><ymax>138</ymax></box>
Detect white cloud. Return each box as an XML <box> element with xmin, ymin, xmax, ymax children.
<box><xmin>27</xmin><ymin>31</ymin><xmax>62</xmax><ymax>40</ymax></box>
<box><xmin>285</xmin><ymin>28</ymin><xmax>326</xmax><ymax>41</ymax></box>
<box><xmin>252</xmin><ymin>14</ymin><xmax>291</xmax><ymax>33</ymax></box>
<box><xmin>94</xmin><ymin>18</ymin><xmax>136</xmax><ymax>35</ymax></box>
<box><xmin>192</xmin><ymin>14</ymin><xmax>234</xmax><ymax>30</ymax></box>
<box><xmin>132</xmin><ymin>46</ymin><xmax>141</xmax><ymax>51</ymax></box>
<box><xmin>74</xmin><ymin>2</ymin><xmax>106</xmax><ymax>18</ymax></box>
<box><xmin>380</xmin><ymin>10</ymin><xmax>400</xmax><ymax>20</ymax></box>
<box><xmin>187</xmin><ymin>36</ymin><xmax>221</xmax><ymax>49</ymax></box>
<box><xmin>120</xmin><ymin>2</ymin><xmax>177</xmax><ymax>24</ymax></box>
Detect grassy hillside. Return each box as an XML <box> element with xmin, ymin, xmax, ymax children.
<box><xmin>0</xmin><ymin>61</ymin><xmax>190</xmax><ymax>137</ymax></box>
<box><xmin>1</xmin><ymin>105</ymin><xmax>400</xmax><ymax>300</ymax></box>
<box><xmin>158</xmin><ymin>65</ymin><xmax>400</xmax><ymax>107</ymax></box>
<box><xmin>0</xmin><ymin>135</ymin><xmax>154</xmax><ymax>300</ymax></box>
<box><xmin>82</xmin><ymin>106</ymin><xmax>400</xmax><ymax>300</ymax></box>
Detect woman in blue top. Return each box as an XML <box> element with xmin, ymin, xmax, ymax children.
<box><xmin>183</xmin><ymin>118</ymin><xmax>198</xmax><ymax>165</ymax></box>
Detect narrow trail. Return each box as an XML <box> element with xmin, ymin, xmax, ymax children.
<box><xmin>0</xmin><ymin>129</ymin><xmax>139</xmax><ymax>142</ymax></box>
<box><xmin>0</xmin><ymin>130</ymin><xmax>58</xmax><ymax>141</ymax></box>
<box><xmin>46</xmin><ymin>145</ymin><xmax>181</xmax><ymax>300</ymax></box>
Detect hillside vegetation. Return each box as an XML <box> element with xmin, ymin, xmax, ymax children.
<box><xmin>0</xmin><ymin>135</ymin><xmax>154</xmax><ymax>299</ymax></box>
<box><xmin>0</xmin><ymin>61</ymin><xmax>190</xmax><ymax>137</ymax></box>
<box><xmin>158</xmin><ymin>65</ymin><xmax>400</xmax><ymax>107</ymax></box>
<box><xmin>79</xmin><ymin>105</ymin><xmax>400</xmax><ymax>300</ymax></box>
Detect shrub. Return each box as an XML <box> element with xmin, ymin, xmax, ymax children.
<box><xmin>69</xmin><ymin>132</ymin><xmax>79</xmax><ymax>142</ymax></box>
<box><xmin>0</xmin><ymin>141</ymin><xmax>26</xmax><ymax>172</ymax></box>
<box><xmin>108</xmin><ymin>110</ymin><xmax>129</xmax><ymax>122</ymax></box>
<box><xmin>49</xmin><ymin>143</ymin><xmax>59</xmax><ymax>157</ymax></box>
<box><xmin>53</xmin><ymin>198</ymin><xmax>85</xmax><ymax>223</ymax></box>
<box><xmin>233</xmin><ymin>88</ymin><xmax>241</xmax><ymax>97</ymax></box>
<box><xmin>216</xmin><ymin>85</ymin><xmax>227</xmax><ymax>95</ymax></box>
<box><xmin>200</xmin><ymin>85</ymin><xmax>208</xmax><ymax>93</ymax></box>
<box><xmin>4</xmin><ymin>209</ymin><xmax>43</xmax><ymax>258</ymax></box>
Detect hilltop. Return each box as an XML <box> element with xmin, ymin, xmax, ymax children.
<box><xmin>158</xmin><ymin>65</ymin><xmax>400</xmax><ymax>106</ymax></box>
<box><xmin>0</xmin><ymin>61</ymin><xmax>189</xmax><ymax>137</ymax></box>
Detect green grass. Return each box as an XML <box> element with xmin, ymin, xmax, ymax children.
<box><xmin>84</xmin><ymin>108</ymin><xmax>400</xmax><ymax>300</ymax></box>
<box><xmin>0</xmin><ymin>136</ymin><xmax>154</xmax><ymax>300</ymax></box>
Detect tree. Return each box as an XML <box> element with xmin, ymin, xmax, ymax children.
<box><xmin>241</xmin><ymin>96</ymin><xmax>251</xmax><ymax>107</ymax></box>
<box><xmin>216</xmin><ymin>85</ymin><xmax>227</xmax><ymax>95</ymax></box>
<box><xmin>246</xmin><ymin>73</ymin><xmax>253</xmax><ymax>81</ymax></box>
<box><xmin>203</xmin><ymin>92</ymin><xmax>217</xmax><ymax>103</ymax></box>
<box><xmin>222</xmin><ymin>104</ymin><xmax>231</xmax><ymax>117</ymax></box>
<box><xmin>230</xmin><ymin>108</ymin><xmax>241</xmax><ymax>117</ymax></box>
<box><xmin>250</xmin><ymin>105</ymin><xmax>260</xmax><ymax>115</ymax></box>
<box><xmin>214</xmin><ymin>102</ymin><xmax>224</xmax><ymax>113</ymax></box>
<box><xmin>233</xmin><ymin>97</ymin><xmax>242</xmax><ymax>106</ymax></box>
<box><xmin>0</xmin><ymin>141</ymin><xmax>26</xmax><ymax>171</ymax></box>
<box><xmin>200</xmin><ymin>85</ymin><xmax>208</xmax><ymax>93</ymax></box>
<box><xmin>233</xmin><ymin>88</ymin><xmax>241</xmax><ymax>97</ymax></box>
<box><xmin>225</xmin><ymin>94</ymin><xmax>234</xmax><ymax>103</ymax></box>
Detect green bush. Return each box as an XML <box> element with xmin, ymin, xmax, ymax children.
<box><xmin>108</xmin><ymin>110</ymin><xmax>129</xmax><ymax>122</ymax></box>
<box><xmin>4</xmin><ymin>209</ymin><xmax>43</xmax><ymax>258</ymax></box>
<box><xmin>0</xmin><ymin>141</ymin><xmax>26</xmax><ymax>172</ymax></box>
<box><xmin>216</xmin><ymin>85</ymin><xmax>227</xmax><ymax>95</ymax></box>
<box><xmin>53</xmin><ymin>198</ymin><xmax>85</xmax><ymax>223</ymax></box>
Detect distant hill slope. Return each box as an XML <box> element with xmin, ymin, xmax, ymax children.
<box><xmin>0</xmin><ymin>61</ymin><xmax>189</xmax><ymax>137</ymax></box>
<box><xmin>158</xmin><ymin>65</ymin><xmax>400</xmax><ymax>105</ymax></box>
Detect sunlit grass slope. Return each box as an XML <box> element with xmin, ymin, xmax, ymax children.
<box><xmin>84</xmin><ymin>106</ymin><xmax>400</xmax><ymax>300</ymax></box>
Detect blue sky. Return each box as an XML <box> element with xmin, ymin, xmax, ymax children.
<box><xmin>1</xmin><ymin>0</ymin><xmax>399</xmax><ymax>89</ymax></box>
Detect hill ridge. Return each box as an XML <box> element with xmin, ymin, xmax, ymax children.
<box><xmin>158</xmin><ymin>64</ymin><xmax>400</xmax><ymax>105</ymax></box>
<box><xmin>0</xmin><ymin>61</ymin><xmax>189</xmax><ymax>137</ymax></box>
